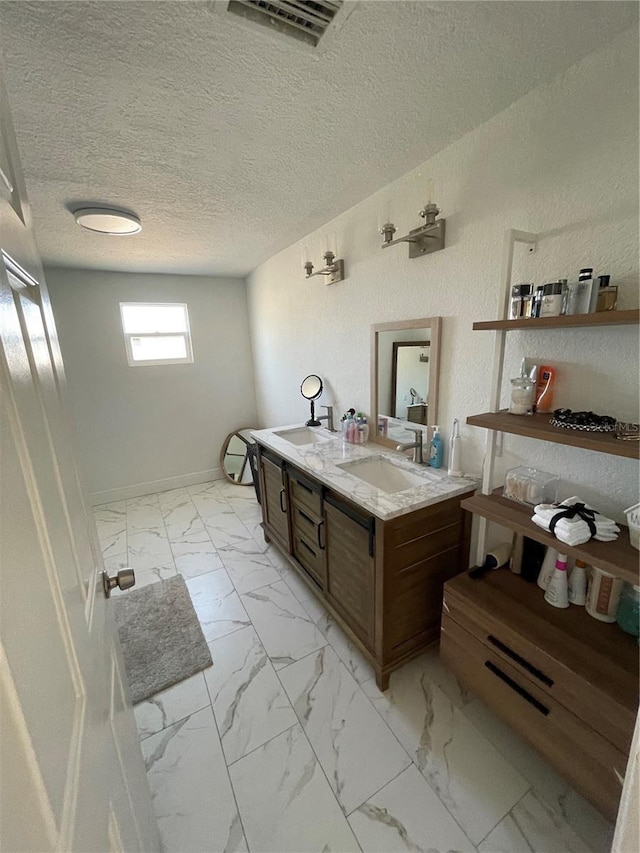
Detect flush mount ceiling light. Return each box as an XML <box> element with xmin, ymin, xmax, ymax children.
<box><xmin>73</xmin><ymin>208</ymin><xmax>142</xmax><ymax>235</ymax></box>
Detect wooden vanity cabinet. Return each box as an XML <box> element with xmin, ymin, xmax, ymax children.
<box><xmin>324</xmin><ymin>493</ymin><xmax>376</xmax><ymax>649</ymax></box>
<box><xmin>258</xmin><ymin>449</ymin><xmax>291</xmax><ymax>552</ymax></box>
<box><xmin>256</xmin><ymin>442</ymin><xmax>474</xmax><ymax>690</ymax></box>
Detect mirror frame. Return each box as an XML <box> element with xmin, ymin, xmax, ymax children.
<box><xmin>370</xmin><ymin>317</ymin><xmax>442</xmax><ymax>449</ymax></box>
<box><xmin>219</xmin><ymin>428</ymin><xmax>257</xmax><ymax>486</ymax></box>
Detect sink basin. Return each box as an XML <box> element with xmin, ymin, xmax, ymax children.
<box><xmin>337</xmin><ymin>456</ymin><xmax>426</xmax><ymax>493</ymax></box>
<box><xmin>274</xmin><ymin>427</ymin><xmax>329</xmax><ymax>447</ymax></box>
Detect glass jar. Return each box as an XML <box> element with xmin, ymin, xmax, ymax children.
<box><xmin>540</xmin><ymin>282</ymin><xmax>564</xmax><ymax>317</ymax></box>
<box><xmin>616</xmin><ymin>583</ymin><xmax>640</xmax><ymax>636</ymax></box>
<box><xmin>509</xmin><ymin>376</ymin><xmax>535</xmax><ymax>415</ymax></box>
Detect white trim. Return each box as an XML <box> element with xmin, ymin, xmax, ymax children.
<box><xmin>90</xmin><ymin>467</ymin><xmax>223</xmax><ymax>505</ymax></box>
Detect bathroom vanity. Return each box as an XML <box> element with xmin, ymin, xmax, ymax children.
<box><xmin>252</xmin><ymin>425</ymin><xmax>476</xmax><ymax>690</ymax></box>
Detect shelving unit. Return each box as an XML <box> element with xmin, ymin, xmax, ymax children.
<box><xmin>462</xmin><ymin>489</ymin><xmax>639</xmax><ymax>584</ymax></box>
<box><xmin>467</xmin><ymin>411</ymin><xmax>639</xmax><ymax>460</ymax></box>
<box><xmin>470</xmin><ymin>228</ymin><xmax>640</xmax><ymax>566</ymax></box>
<box><xmin>473</xmin><ymin>308</ymin><xmax>639</xmax><ymax>331</ymax></box>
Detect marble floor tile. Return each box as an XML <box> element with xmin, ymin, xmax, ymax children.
<box><xmin>126</xmin><ymin>493</ymin><xmax>160</xmax><ymax>508</ymax></box>
<box><xmin>187</xmin><ymin>480</ymin><xmax>223</xmax><ymax>496</ymax></box>
<box><xmin>204</xmin><ymin>626</ymin><xmax>297</xmax><ymax>764</ymax></box>
<box><xmin>204</xmin><ymin>513</ymin><xmax>254</xmax><ymax>549</ymax></box>
<box><xmin>279</xmin><ymin>645</ymin><xmax>412</xmax><ymax>815</ymax></box>
<box><xmin>191</xmin><ymin>491</ymin><xmax>234</xmax><ymax>522</ymax></box>
<box><xmin>187</xmin><ymin>568</ymin><xmax>251</xmax><ymax>642</ymax></box>
<box><xmin>240</xmin><ymin>581</ymin><xmax>326</xmax><ymax>669</ymax></box>
<box><xmin>156</xmin><ymin>487</ymin><xmax>191</xmax><ymax>511</ymax></box>
<box><xmin>127</xmin><ymin>503</ymin><xmax>165</xmax><ymax>532</ymax></box>
<box><xmin>218</xmin><ymin>548</ymin><xmax>281</xmax><ymax>594</ymax></box>
<box><xmin>134</xmin><ymin>672</ymin><xmax>212</xmax><ymax>740</ymax></box>
<box><xmin>301</xmin><ymin>595</ymin><xmax>375</xmax><ymax>685</ymax></box>
<box><xmin>348</xmin><ymin>764</ymin><xmax>475</xmax><ymax>853</ymax></box>
<box><xmin>478</xmin><ymin>790</ymin><xmax>591</xmax><ymax>853</ymax></box>
<box><xmin>229</xmin><ymin>724</ymin><xmax>359</xmax><ymax>853</ymax></box>
<box><xmin>274</xmin><ymin>559</ymin><xmax>317</xmax><ymax>605</ymax></box>
<box><xmin>141</xmin><ymin>706</ymin><xmax>247</xmax><ymax>853</ymax></box>
<box><xmin>362</xmin><ymin>663</ymin><xmax>528</xmax><ymax>844</ymax></box>
<box><xmin>173</xmin><ymin>548</ymin><xmax>224</xmax><ymax>579</ymax></box>
<box><xmin>127</xmin><ymin>527</ymin><xmax>174</xmax><ymax>571</ymax></box>
<box><xmin>162</xmin><ymin>497</ymin><xmax>204</xmax><ymax>542</ymax></box>
<box><xmin>94</xmin><ymin>501</ymin><xmax>127</xmax><ymax>541</ymax></box>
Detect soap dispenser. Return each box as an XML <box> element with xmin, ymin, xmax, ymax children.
<box><xmin>430</xmin><ymin>426</ymin><xmax>443</xmax><ymax>468</ymax></box>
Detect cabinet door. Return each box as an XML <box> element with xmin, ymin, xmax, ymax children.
<box><xmin>259</xmin><ymin>451</ymin><xmax>290</xmax><ymax>551</ymax></box>
<box><xmin>324</xmin><ymin>495</ymin><xmax>375</xmax><ymax>648</ymax></box>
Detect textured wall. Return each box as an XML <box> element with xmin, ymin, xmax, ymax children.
<box><xmin>47</xmin><ymin>269</ymin><xmax>257</xmax><ymax>500</ymax></box>
<box><xmin>247</xmin><ymin>30</ymin><xmax>639</xmax><ymax>525</ymax></box>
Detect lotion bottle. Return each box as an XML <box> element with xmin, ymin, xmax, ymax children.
<box><xmin>568</xmin><ymin>559</ymin><xmax>588</xmax><ymax>606</ymax></box>
<box><xmin>544</xmin><ymin>553</ymin><xmax>570</xmax><ymax>608</ymax></box>
<box><xmin>430</xmin><ymin>426</ymin><xmax>443</xmax><ymax>468</ymax></box>
<box><xmin>537</xmin><ymin>547</ymin><xmax>558</xmax><ymax>590</ymax></box>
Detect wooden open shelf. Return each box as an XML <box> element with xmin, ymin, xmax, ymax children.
<box><xmin>472</xmin><ymin>308</ymin><xmax>639</xmax><ymax>331</ymax></box>
<box><xmin>466</xmin><ymin>411</ymin><xmax>640</xmax><ymax>460</ymax></box>
<box><xmin>461</xmin><ymin>489</ymin><xmax>639</xmax><ymax>584</ymax></box>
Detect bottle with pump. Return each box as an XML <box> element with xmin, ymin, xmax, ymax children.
<box><xmin>430</xmin><ymin>426</ymin><xmax>443</xmax><ymax>469</ymax></box>
<box><xmin>544</xmin><ymin>553</ymin><xmax>570</xmax><ymax>608</ymax></box>
<box><xmin>448</xmin><ymin>419</ymin><xmax>462</xmax><ymax>476</ymax></box>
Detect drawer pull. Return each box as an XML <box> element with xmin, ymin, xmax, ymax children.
<box><xmin>317</xmin><ymin>520</ymin><xmax>325</xmax><ymax>551</ymax></box>
<box><xmin>487</xmin><ymin>635</ymin><xmax>554</xmax><ymax>687</ymax></box>
<box><xmin>484</xmin><ymin>661</ymin><xmax>550</xmax><ymax>716</ymax></box>
<box><xmin>279</xmin><ymin>488</ymin><xmax>287</xmax><ymax>513</ymax></box>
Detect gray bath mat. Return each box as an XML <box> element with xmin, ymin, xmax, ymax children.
<box><xmin>113</xmin><ymin>574</ymin><xmax>212</xmax><ymax>704</ymax></box>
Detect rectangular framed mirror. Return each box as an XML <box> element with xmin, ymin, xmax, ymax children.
<box><xmin>370</xmin><ymin>317</ymin><xmax>442</xmax><ymax>448</ymax></box>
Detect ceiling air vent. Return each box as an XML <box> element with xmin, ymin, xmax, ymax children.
<box><xmin>226</xmin><ymin>0</ymin><xmax>344</xmax><ymax>47</ymax></box>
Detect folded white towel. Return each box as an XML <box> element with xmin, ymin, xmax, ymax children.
<box><xmin>532</xmin><ymin>496</ymin><xmax>620</xmax><ymax>545</ymax></box>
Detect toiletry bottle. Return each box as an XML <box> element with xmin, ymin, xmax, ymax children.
<box><xmin>537</xmin><ymin>547</ymin><xmax>558</xmax><ymax>590</ymax></box>
<box><xmin>535</xmin><ymin>365</ymin><xmax>556</xmax><ymax>414</ymax></box>
<box><xmin>362</xmin><ymin>417</ymin><xmax>369</xmax><ymax>443</ymax></box>
<box><xmin>566</xmin><ymin>269</ymin><xmax>593</xmax><ymax>316</ymax></box>
<box><xmin>429</xmin><ymin>425</ymin><xmax>443</xmax><ymax>468</ymax></box>
<box><xmin>448</xmin><ymin>419</ymin><xmax>462</xmax><ymax>476</ymax></box>
<box><xmin>540</xmin><ymin>282</ymin><xmax>564</xmax><ymax>317</ymax></box>
<box><xmin>532</xmin><ymin>285</ymin><xmax>544</xmax><ymax>318</ymax></box>
<box><xmin>596</xmin><ymin>275</ymin><xmax>618</xmax><ymax>312</ymax></box>
<box><xmin>357</xmin><ymin>414</ymin><xmax>365</xmax><ymax>444</ymax></box>
<box><xmin>584</xmin><ymin>268</ymin><xmax>599</xmax><ymax>313</ymax></box>
<box><xmin>585</xmin><ymin>566</ymin><xmax>624</xmax><ymax>622</ymax></box>
<box><xmin>568</xmin><ymin>559</ymin><xmax>588</xmax><ymax>606</ymax></box>
<box><xmin>544</xmin><ymin>553</ymin><xmax>570</xmax><ymax>608</ymax></box>
<box><xmin>343</xmin><ymin>413</ymin><xmax>355</xmax><ymax>444</ymax></box>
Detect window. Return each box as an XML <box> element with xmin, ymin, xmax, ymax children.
<box><xmin>119</xmin><ymin>302</ymin><xmax>194</xmax><ymax>366</ymax></box>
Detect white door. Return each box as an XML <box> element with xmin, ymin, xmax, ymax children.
<box><xmin>0</xmin><ymin>75</ymin><xmax>159</xmax><ymax>851</ymax></box>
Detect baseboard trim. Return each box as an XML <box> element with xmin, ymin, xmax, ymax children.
<box><xmin>91</xmin><ymin>468</ymin><xmax>223</xmax><ymax>505</ymax></box>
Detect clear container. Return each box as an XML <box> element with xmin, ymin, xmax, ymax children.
<box><xmin>510</xmin><ymin>284</ymin><xmax>533</xmax><ymax>320</ymax></box>
<box><xmin>565</xmin><ymin>280</ymin><xmax>592</xmax><ymax>315</ymax></box>
<box><xmin>509</xmin><ymin>376</ymin><xmax>535</xmax><ymax>415</ymax></box>
<box><xmin>503</xmin><ymin>466</ymin><xmax>560</xmax><ymax>506</ymax></box>
<box><xmin>616</xmin><ymin>583</ymin><xmax>640</xmax><ymax>636</ymax></box>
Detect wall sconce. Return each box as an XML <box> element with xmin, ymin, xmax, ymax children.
<box><xmin>379</xmin><ymin>202</ymin><xmax>446</xmax><ymax>258</ymax></box>
<box><xmin>303</xmin><ymin>250</ymin><xmax>345</xmax><ymax>285</ymax></box>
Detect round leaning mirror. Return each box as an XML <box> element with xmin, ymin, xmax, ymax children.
<box><xmin>220</xmin><ymin>429</ymin><xmax>256</xmax><ymax>485</ymax></box>
<box><xmin>300</xmin><ymin>374</ymin><xmax>323</xmax><ymax>400</ymax></box>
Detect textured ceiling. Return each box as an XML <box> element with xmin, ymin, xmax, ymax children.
<box><xmin>0</xmin><ymin>1</ymin><xmax>637</xmax><ymax>276</ymax></box>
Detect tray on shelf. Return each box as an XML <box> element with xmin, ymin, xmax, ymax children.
<box><xmin>461</xmin><ymin>489</ymin><xmax>639</xmax><ymax>584</ymax></box>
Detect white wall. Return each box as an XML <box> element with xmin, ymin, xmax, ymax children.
<box><xmin>46</xmin><ymin>268</ymin><xmax>257</xmax><ymax>502</ymax></box>
<box><xmin>247</xmin><ymin>29</ymin><xmax>639</xmax><ymax>524</ymax></box>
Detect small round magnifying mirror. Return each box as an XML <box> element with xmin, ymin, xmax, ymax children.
<box><xmin>300</xmin><ymin>374</ymin><xmax>323</xmax><ymax>426</ymax></box>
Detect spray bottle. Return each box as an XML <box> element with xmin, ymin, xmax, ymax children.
<box><xmin>448</xmin><ymin>419</ymin><xmax>462</xmax><ymax>477</ymax></box>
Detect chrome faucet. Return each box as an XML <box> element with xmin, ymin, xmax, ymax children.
<box><xmin>396</xmin><ymin>428</ymin><xmax>425</xmax><ymax>464</ymax></box>
<box><xmin>318</xmin><ymin>405</ymin><xmax>336</xmax><ymax>432</ymax></box>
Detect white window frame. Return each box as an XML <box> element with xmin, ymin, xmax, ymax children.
<box><xmin>119</xmin><ymin>302</ymin><xmax>194</xmax><ymax>367</ymax></box>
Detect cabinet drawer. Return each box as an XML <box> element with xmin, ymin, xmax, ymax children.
<box><xmin>289</xmin><ymin>469</ymin><xmax>322</xmax><ymax>518</ymax></box>
<box><xmin>443</xmin><ymin>582</ymin><xmax>635</xmax><ymax>755</ymax></box>
<box><xmin>292</xmin><ymin>502</ymin><xmax>322</xmax><ymax>543</ymax></box>
<box><xmin>292</xmin><ymin>531</ymin><xmax>325</xmax><ymax>589</ymax></box>
<box><xmin>440</xmin><ymin>614</ymin><xmax>626</xmax><ymax>822</ymax></box>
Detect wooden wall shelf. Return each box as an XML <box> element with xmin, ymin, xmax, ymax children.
<box><xmin>461</xmin><ymin>490</ymin><xmax>639</xmax><ymax>584</ymax></box>
<box><xmin>466</xmin><ymin>411</ymin><xmax>640</xmax><ymax>460</ymax></box>
<box><xmin>472</xmin><ymin>309</ymin><xmax>639</xmax><ymax>331</ymax></box>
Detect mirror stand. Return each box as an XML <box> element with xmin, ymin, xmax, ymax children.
<box><xmin>306</xmin><ymin>399</ymin><xmax>321</xmax><ymax>427</ymax></box>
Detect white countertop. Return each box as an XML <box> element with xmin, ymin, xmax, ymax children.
<box><xmin>251</xmin><ymin>424</ymin><xmax>477</xmax><ymax>521</ymax></box>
